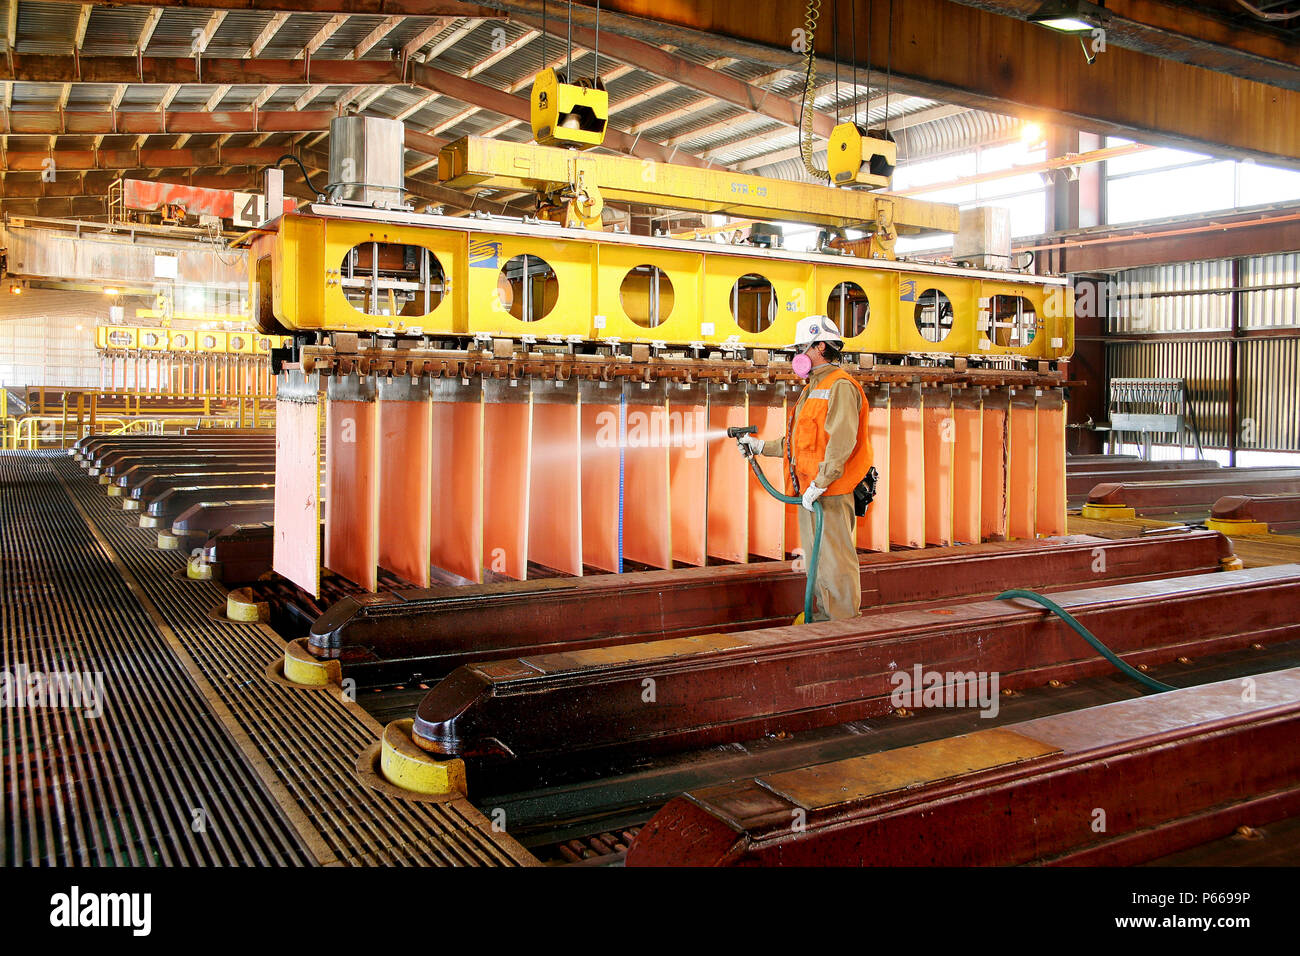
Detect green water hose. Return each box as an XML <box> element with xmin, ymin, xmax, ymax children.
<box><xmin>737</xmin><ymin>443</ymin><xmax>823</xmax><ymax>624</ymax></box>
<box><xmin>997</xmin><ymin>589</ymin><xmax>1177</xmax><ymax>693</ymax></box>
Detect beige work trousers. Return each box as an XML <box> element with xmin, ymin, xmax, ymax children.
<box><xmin>796</xmin><ymin>491</ymin><xmax>861</xmax><ymax>622</ymax></box>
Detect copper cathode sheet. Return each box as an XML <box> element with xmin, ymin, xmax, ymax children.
<box><xmin>857</xmin><ymin>390</ymin><xmax>890</xmax><ymax>552</ymax></box>
<box><xmin>377</xmin><ymin>382</ymin><xmax>433</xmax><ymax>588</ymax></box>
<box><xmin>430</xmin><ymin>379</ymin><xmax>484</xmax><ymax>583</ymax></box>
<box><xmin>272</xmin><ymin>375</ymin><xmax>322</xmax><ymax>597</ymax></box>
<box><xmin>1009</xmin><ymin>395</ymin><xmax>1038</xmax><ymax>540</ymax></box>
<box><xmin>981</xmin><ymin>394</ymin><xmax>1010</xmax><ymax>541</ymax></box>
<box><xmin>580</xmin><ymin>383</ymin><xmax>620</xmax><ymax>573</ymax></box>
<box><xmin>325</xmin><ymin>392</ymin><xmax>379</xmax><ymax>592</ymax></box>
<box><xmin>707</xmin><ymin>391</ymin><xmax>748</xmax><ymax>563</ymax></box>
<box><xmin>624</xmin><ymin>390</ymin><xmax>672</xmax><ymax>569</ymax></box>
<box><xmin>1036</xmin><ymin>392</ymin><xmax>1068</xmax><ymax>537</ymax></box>
<box><xmin>747</xmin><ymin>398</ymin><xmax>786</xmax><ymax>560</ymax></box>
<box><xmin>668</xmin><ymin>388</ymin><xmax>707</xmax><ymax>567</ymax></box>
<box><xmin>482</xmin><ymin>382</ymin><xmax>532</xmax><ymax>581</ymax></box>
<box><xmin>923</xmin><ymin>391</ymin><xmax>954</xmax><ymax>547</ymax></box>
<box><xmin>529</xmin><ymin>382</ymin><xmax>583</xmax><ymax>577</ymax></box>
<box><xmin>952</xmin><ymin>397</ymin><xmax>984</xmax><ymax>545</ymax></box>
<box><xmin>889</xmin><ymin>387</ymin><xmax>925</xmax><ymax>549</ymax></box>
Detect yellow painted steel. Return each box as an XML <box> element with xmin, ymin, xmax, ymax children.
<box><xmin>282</xmin><ymin>637</ymin><xmax>341</xmax><ymax>686</ymax></box>
<box><xmin>1207</xmin><ymin>518</ymin><xmax>1271</xmax><ymax>536</ymax></box>
<box><xmin>226</xmin><ymin>587</ymin><xmax>269</xmax><ymax>623</ymax></box>
<box><xmin>1081</xmin><ymin>503</ymin><xmax>1137</xmax><ymax>520</ymax></box>
<box><xmin>439</xmin><ymin>135</ymin><xmax>957</xmax><ymax>234</ymax></box>
<box><xmin>826</xmin><ymin>122</ymin><xmax>896</xmax><ymax>189</ymax></box>
<box><xmin>379</xmin><ymin>719</ymin><xmax>467</xmax><ymax>797</ymax></box>
<box><xmin>97</xmin><ymin>325</ymin><xmax>287</xmax><ymax>355</ymax></box>
<box><xmin>530</xmin><ymin>68</ymin><xmax>609</xmax><ymax>149</ymax></box>
<box><xmin>252</xmin><ymin>211</ymin><xmax>1074</xmax><ymax>360</ymax></box>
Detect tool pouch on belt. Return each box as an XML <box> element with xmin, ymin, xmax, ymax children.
<box><xmin>853</xmin><ymin>466</ymin><xmax>879</xmax><ymax>517</ymax></box>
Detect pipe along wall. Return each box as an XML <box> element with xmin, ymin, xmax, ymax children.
<box><xmin>275</xmin><ymin>374</ymin><xmax>1067</xmax><ymax>596</ymax></box>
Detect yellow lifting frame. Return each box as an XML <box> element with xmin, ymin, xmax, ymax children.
<box><xmin>437</xmin><ymin>136</ymin><xmax>959</xmax><ymax>237</ymax></box>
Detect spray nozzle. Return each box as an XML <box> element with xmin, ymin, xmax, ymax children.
<box><xmin>726</xmin><ymin>426</ymin><xmax>757</xmax><ymax>439</ymax></box>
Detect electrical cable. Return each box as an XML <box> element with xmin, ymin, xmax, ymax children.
<box><xmin>884</xmin><ymin>0</ymin><xmax>893</xmax><ymax>130</ymax></box>
<box><xmin>799</xmin><ymin>0</ymin><xmax>830</xmax><ymax>181</ymax></box>
<box><xmin>833</xmin><ymin>0</ymin><xmax>840</xmax><ymax>123</ymax></box>
<box><xmin>1234</xmin><ymin>0</ymin><xmax>1300</xmax><ymax>21</ymax></box>
<box><xmin>272</xmin><ymin>154</ymin><xmax>322</xmax><ymax>197</ymax></box>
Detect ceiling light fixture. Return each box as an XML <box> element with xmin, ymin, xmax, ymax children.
<box><xmin>1028</xmin><ymin>0</ymin><xmax>1104</xmax><ymax>34</ymax></box>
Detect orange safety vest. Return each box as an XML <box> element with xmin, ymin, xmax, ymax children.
<box><xmin>785</xmin><ymin>366</ymin><xmax>873</xmax><ymax>496</ymax></box>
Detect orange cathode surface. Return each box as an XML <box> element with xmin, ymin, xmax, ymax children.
<box><xmin>668</xmin><ymin>388</ymin><xmax>707</xmax><ymax>567</ymax></box>
<box><xmin>325</xmin><ymin>394</ymin><xmax>379</xmax><ymax>591</ymax></box>
<box><xmin>624</xmin><ymin>393</ymin><xmax>672</xmax><ymax>569</ymax></box>
<box><xmin>273</xmin><ymin>380</ymin><xmax>321</xmax><ymax>596</ymax></box>
<box><xmin>981</xmin><ymin>395</ymin><xmax>1009</xmax><ymax>541</ymax></box>
<box><xmin>952</xmin><ymin>395</ymin><xmax>983</xmax><ymax>544</ymax></box>
<box><xmin>857</xmin><ymin>390</ymin><xmax>890</xmax><ymax>552</ymax></box>
<box><xmin>707</xmin><ymin>394</ymin><xmax>748</xmax><ymax>563</ymax></box>
<box><xmin>1036</xmin><ymin>392</ymin><xmax>1067</xmax><ymax>536</ymax></box>
<box><xmin>580</xmin><ymin>383</ymin><xmax>620</xmax><ymax>573</ymax></box>
<box><xmin>1008</xmin><ymin>394</ymin><xmax>1038</xmax><ymax>539</ymax></box>
<box><xmin>923</xmin><ymin>391</ymin><xmax>954</xmax><ymax>547</ymax></box>
<box><xmin>482</xmin><ymin>383</ymin><xmax>531</xmax><ymax>580</ymax></box>
<box><xmin>889</xmin><ymin>387</ymin><xmax>925</xmax><ymax>549</ymax></box>
<box><xmin>529</xmin><ymin>383</ymin><xmax>583</xmax><ymax>577</ymax></box>
<box><xmin>747</xmin><ymin>396</ymin><xmax>786</xmax><ymax>560</ymax></box>
<box><xmin>430</xmin><ymin>382</ymin><xmax>483</xmax><ymax>583</ymax></box>
<box><xmin>377</xmin><ymin>387</ymin><xmax>433</xmax><ymax>587</ymax></box>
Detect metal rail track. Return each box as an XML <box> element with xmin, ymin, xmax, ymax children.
<box><xmin>1</xmin><ymin>451</ymin><xmax>309</xmax><ymax>865</ymax></box>
<box><xmin>3</xmin><ymin>451</ymin><xmax>534</xmax><ymax>867</ymax></box>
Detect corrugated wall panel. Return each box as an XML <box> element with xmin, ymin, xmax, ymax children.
<box><xmin>1238</xmin><ymin>337</ymin><xmax>1300</xmax><ymax>452</ymax></box>
<box><xmin>1108</xmin><ymin>261</ymin><xmax>1232</xmax><ymax>334</ymax></box>
<box><xmin>1241</xmin><ymin>253</ymin><xmax>1300</xmax><ymax>330</ymax></box>
<box><xmin>1105</xmin><ymin>340</ymin><xmax>1232</xmax><ymax>448</ymax></box>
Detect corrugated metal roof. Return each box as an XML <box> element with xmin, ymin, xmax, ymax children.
<box><xmin>0</xmin><ymin>5</ymin><xmax>1020</xmax><ymax>217</ymax></box>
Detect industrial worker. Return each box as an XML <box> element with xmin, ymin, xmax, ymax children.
<box><xmin>738</xmin><ymin>315</ymin><xmax>873</xmax><ymax>621</ymax></box>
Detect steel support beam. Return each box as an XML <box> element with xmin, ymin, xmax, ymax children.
<box><xmin>307</xmin><ymin>531</ymin><xmax>1235</xmax><ymax>686</ymax></box>
<box><xmin>470</xmin><ymin>0</ymin><xmax>1300</xmax><ymax>166</ymax></box>
<box><xmin>628</xmin><ymin>666</ymin><xmax>1300</xmax><ymax>866</ymax></box>
<box><xmin>1024</xmin><ymin>204</ymin><xmax>1300</xmax><ymax>272</ymax></box>
<box><xmin>409</xmin><ymin>565</ymin><xmax>1300</xmax><ymax>764</ymax></box>
<box><xmin>948</xmin><ymin>0</ymin><xmax>1300</xmax><ymax>92</ymax></box>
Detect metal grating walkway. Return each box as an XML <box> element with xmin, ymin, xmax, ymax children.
<box><xmin>2</xmin><ymin>451</ymin><xmax>534</xmax><ymax>866</ymax></box>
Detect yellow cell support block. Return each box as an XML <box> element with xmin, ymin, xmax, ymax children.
<box><xmin>96</xmin><ymin>474</ymin><xmax>110</xmax><ymax>485</ymax></box>
<box><xmin>380</xmin><ymin>719</ymin><xmax>467</xmax><ymax>797</ymax></box>
<box><xmin>1207</xmin><ymin>518</ymin><xmax>1271</xmax><ymax>537</ymax></box>
<box><xmin>1081</xmin><ymin>503</ymin><xmax>1136</xmax><ymax>520</ymax></box>
<box><xmin>122</xmin><ymin>499</ymin><xmax>140</xmax><ymax>512</ymax></box>
<box><xmin>282</xmin><ymin>636</ymin><xmax>341</xmax><ymax>686</ymax></box>
<box><xmin>186</xmin><ymin>553</ymin><xmax>214</xmax><ymax>581</ymax></box>
<box><xmin>1221</xmin><ymin>554</ymin><xmax>1245</xmax><ymax>572</ymax></box>
<box><xmin>139</xmin><ymin>515</ymin><xmax>162</xmax><ymax>529</ymax></box>
<box><xmin>157</xmin><ymin>530</ymin><xmax>182</xmax><ymax>550</ymax></box>
<box><xmin>226</xmin><ymin>587</ymin><xmax>269</xmax><ymax>623</ymax></box>
<box><xmin>106</xmin><ymin>484</ymin><xmax>123</xmax><ymax>497</ymax></box>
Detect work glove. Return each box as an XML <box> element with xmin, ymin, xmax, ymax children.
<box><xmin>738</xmin><ymin>434</ymin><xmax>765</xmax><ymax>456</ymax></box>
<box><xmin>801</xmin><ymin>483</ymin><xmax>826</xmax><ymax>512</ymax></box>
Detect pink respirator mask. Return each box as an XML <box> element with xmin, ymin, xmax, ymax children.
<box><xmin>791</xmin><ymin>350</ymin><xmax>813</xmax><ymax>378</ymax></box>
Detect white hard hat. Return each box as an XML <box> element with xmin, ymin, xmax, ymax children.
<box><xmin>790</xmin><ymin>314</ymin><xmax>843</xmax><ymax>350</ymax></box>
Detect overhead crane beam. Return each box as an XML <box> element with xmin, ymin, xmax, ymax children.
<box><xmin>438</xmin><ymin>134</ymin><xmax>959</xmax><ymax>233</ymax></box>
